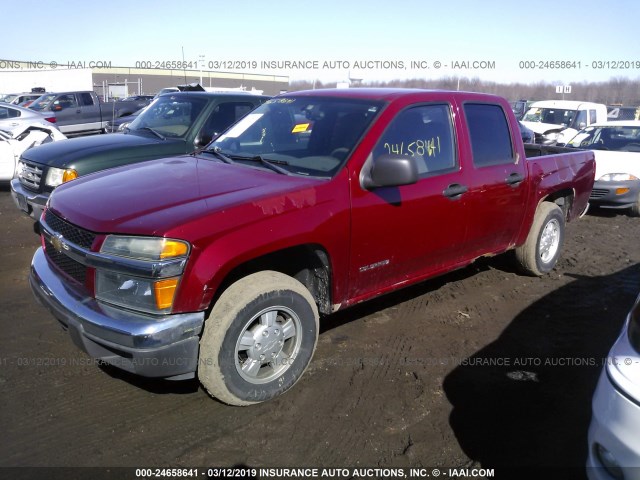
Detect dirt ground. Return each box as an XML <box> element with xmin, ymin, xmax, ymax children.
<box><xmin>1</xmin><ymin>184</ymin><xmax>639</xmax><ymax>479</ymax></box>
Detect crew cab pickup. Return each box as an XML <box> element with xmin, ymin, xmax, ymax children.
<box><xmin>11</xmin><ymin>92</ymin><xmax>268</xmax><ymax>218</ymax></box>
<box><xmin>29</xmin><ymin>89</ymin><xmax>596</xmax><ymax>406</ymax></box>
<box><xmin>28</xmin><ymin>91</ymin><xmax>150</xmax><ymax>135</ymax></box>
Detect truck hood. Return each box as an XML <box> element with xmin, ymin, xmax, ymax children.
<box><xmin>48</xmin><ymin>154</ymin><xmax>323</xmax><ymax>235</ymax></box>
<box><xmin>20</xmin><ymin>132</ymin><xmax>179</xmax><ymax>168</ymax></box>
<box><xmin>592</xmin><ymin>150</ymin><xmax>640</xmax><ymax>179</ymax></box>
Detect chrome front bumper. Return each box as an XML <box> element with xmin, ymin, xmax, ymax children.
<box><xmin>30</xmin><ymin>247</ymin><xmax>205</xmax><ymax>379</ymax></box>
<box><xmin>10</xmin><ymin>178</ymin><xmax>48</xmax><ymax>219</ymax></box>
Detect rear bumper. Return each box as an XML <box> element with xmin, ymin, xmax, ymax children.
<box><xmin>30</xmin><ymin>247</ymin><xmax>205</xmax><ymax>379</ymax></box>
<box><xmin>10</xmin><ymin>178</ymin><xmax>49</xmax><ymax>219</ymax></box>
<box><xmin>589</xmin><ymin>179</ymin><xmax>640</xmax><ymax>209</ymax></box>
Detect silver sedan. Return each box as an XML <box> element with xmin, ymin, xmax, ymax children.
<box><xmin>0</xmin><ymin>103</ymin><xmax>60</xmax><ymax>136</ymax></box>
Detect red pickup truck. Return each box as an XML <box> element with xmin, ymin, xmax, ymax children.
<box><xmin>30</xmin><ymin>89</ymin><xmax>595</xmax><ymax>405</ymax></box>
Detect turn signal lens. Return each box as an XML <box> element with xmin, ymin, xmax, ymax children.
<box><xmin>62</xmin><ymin>169</ymin><xmax>78</xmax><ymax>182</ymax></box>
<box><xmin>161</xmin><ymin>240</ymin><xmax>189</xmax><ymax>259</ymax></box>
<box><xmin>154</xmin><ymin>278</ymin><xmax>179</xmax><ymax>310</ymax></box>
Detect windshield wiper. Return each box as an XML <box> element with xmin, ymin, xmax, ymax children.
<box><xmin>200</xmin><ymin>147</ymin><xmax>235</xmax><ymax>164</ymax></box>
<box><xmin>137</xmin><ymin>127</ymin><xmax>165</xmax><ymax>140</ymax></box>
<box><xmin>230</xmin><ymin>155</ymin><xmax>291</xmax><ymax>175</ymax></box>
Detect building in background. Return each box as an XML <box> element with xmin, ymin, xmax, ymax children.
<box><xmin>0</xmin><ymin>60</ymin><xmax>288</xmax><ymax>98</ymax></box>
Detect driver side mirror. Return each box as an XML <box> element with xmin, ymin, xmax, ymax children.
<box><xmin>578</xmin><ymin>122</ymin><xmax>586</xmax><ymax>130</ymax></box>
<box><xmin>361</xmin><ymin>154</ymin><xmax>419</xmax><ymax>190</ymax></box>
<box><xmin>194</xmin><ymin>132</ymin><xmax>214</xmax><ymax>148</ymax></box>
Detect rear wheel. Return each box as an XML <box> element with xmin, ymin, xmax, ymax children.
<box><xmin>515</xmin><ymin>202</ymin><xmax>565</xmax><ymax>276</ymax></box>
<box><xmin>198</xmin><ymin>271</ymin><xmax>319</xmax><ymax>406</ymax></box>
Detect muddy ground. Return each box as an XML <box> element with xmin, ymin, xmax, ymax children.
<box><xmin>1</xmin><ymin>185</ymin><xmax>639</xmax><ymax>479</ymax></box>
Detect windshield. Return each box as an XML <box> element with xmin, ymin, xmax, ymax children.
<box><xmin>29</xmin><ymin>94</ymin><xmax>57</xmax><ymax>111</ymax></box>
<box><xmin>522</xmin><ymin>107</ymin><xmax>577</xmax><ymax>127</ymax></box>
<box><xmin>209</xmin><ymin>96</ymin><xmax>383</xmax><ymax>177</ymax></box>
<box><xmin>0</xmin><ymin>94</ymin><xmax>18</xmax><ymax>103</ymax></box>
<box><xmin>128</xmin><ymin>95</ymin><xmax>207</xmax><ymax>138</ymax></box>
<box><xmin>568</xmin><ymin>125</ymin><xmax>640</xmax><ymax>152</ymax></box>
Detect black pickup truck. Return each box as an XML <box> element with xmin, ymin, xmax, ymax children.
<box><xmin>28</xmin><ymin>91</ymin><xmax>150</xmax><ymax>135</ymax></box>
<box><xmin>12</xmin><ymin>91</ymin><xmax>269</xmax><ymax>218</ymax></box>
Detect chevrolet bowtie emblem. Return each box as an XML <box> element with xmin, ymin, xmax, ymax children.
<box><xmin>51</xmin><ymin>233</ymin><xmax>66</xmax><ymax>253</ymax></box>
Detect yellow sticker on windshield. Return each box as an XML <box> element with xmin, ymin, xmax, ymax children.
<box><xmin>292</xmin><ymin>123</ymin><xmax>310</xmax><ymax>133</ymax></box>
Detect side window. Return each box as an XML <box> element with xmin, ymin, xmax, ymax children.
<box><xmin>0</xmin><ymin>107</ymin><xmax>20</xmax><ymax>118</ymax></box>
<box><xmin>79</xmin><ymin>93</ymin><xmax>95</xmax><ymax>106</ymax></box>
<box><xmin>199</xmin><ymin>102</ymin><xmax>256</xmax><ymax>142</ymax></box>
<box><xmin>589</xmin><ymin>110</ymin><xmax>597</xmax><ymax>124</ymax></box>
<box><xmin>464</xmin><ymin>103</ymin><xmax>514</xmax><ymax>167</ymax></box>
<box><xmin>373</xmin><ymin>104</ymin><xmax>457</xmax><ymax>176</ymax></box>
<box><xmin>53</xmin><ymin>94</ymin><xmax>78</xmax><ymax>110</ymax></box>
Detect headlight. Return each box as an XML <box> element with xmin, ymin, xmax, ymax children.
<box><xmin>95</xmin><ymin>272</ymin><xmax>180</xmax><ymax>314</ymax></box>
<box><xmin>598</xmin><ymin>173</ymin><xmax>639</xmax><ymax>182</ymax></box>
<box><xmin>95</xmin><ymin>235</ymin><xmax>190</xmax><ymax>314</ymax></box>
<box><xmin>544</xmin><ymin>131</ymin><xmax>559</xmax><ymax>141</ymax></box>
<box><xmin>101</xmin><ymin>236</ymin><xmax>189</xmax><ymax>260</ymax></box>
<box><xmin>45</xmin><ymin>167</ymin><xmax>78</xmax><ymax>187</ymax></box>
<box><xmin>117</xmin><ymin>122</ymin><xmax>130</xmax><ymax>131</ymax></box>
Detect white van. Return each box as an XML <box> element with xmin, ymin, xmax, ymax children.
<box><xmin>521</xmin><ymin>100</ymin><xmax>607</xmax><ymax>145</ymax></box>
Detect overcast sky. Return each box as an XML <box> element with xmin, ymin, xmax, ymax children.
<box><xmin>3</xmin><ymin>0</ymin><xmax>639</xmax><ymax>84</ymax></box>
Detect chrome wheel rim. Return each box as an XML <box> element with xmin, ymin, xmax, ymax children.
<box><xmin>235</xmin><ymin>306</ymin><xmax>302</xmax><ymax>384</ymax></box>
<box><xmin>539</xmin><ymin>219</ymin><xmax>560</xmax><ymax>264</ymax></box>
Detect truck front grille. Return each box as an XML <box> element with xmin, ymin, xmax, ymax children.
<box><xmin>44</xmin><ymin>210</ymin><xmax>96</xmax><ymax>249</ymax></box>
<box><xmin>44</xmin><ymin>240</ymin><xmax>87</xmax><ymax>284</ymax></box>
<box><xmin>590</xmin><ymin>188</ymin><xmax>609</xmax><ymax>199</ymax></box>
<box><xmin>18</xmin><ymin>161</ymin><xmax>44</xmax><ymax>191</ymax></box>
<box><xmin>42</xmin><ymin>210</ymin><xmax>97</xmax><ymax>285</ymax></box>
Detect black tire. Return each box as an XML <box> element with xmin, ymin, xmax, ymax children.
<box><xmin>198</xmin><ymin>271</ymin><xmax>319</xmax><ymax>406</ymax></box>
<box><xmin>515</xmin><ymin>202</ymin><xmax>565</xmax><ymax>276</ymax></box>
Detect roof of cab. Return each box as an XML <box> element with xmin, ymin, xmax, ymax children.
<box><xmin>280</xmin><ymin>87</ymin><xmax>506</xmax><ymax>103</ymax></box>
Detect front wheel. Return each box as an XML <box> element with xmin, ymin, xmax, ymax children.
<box><xmin>515</xmin><ymin>202</ymin><xmax>565</xmax><ymax>276</ymax></box>
<box><xmin>198</xmin><ymin>271</ymin><xmax>319</xmax><ymax>406</ymax></box>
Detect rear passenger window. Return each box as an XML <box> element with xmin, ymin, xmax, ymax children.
<box><xmin>464</xmin><ymin>103</ymin><xmax>514</xmax><ymax>167</ymax></box>
<box><xmin>373</xmin><ymin>104</ymin><xmax>457</xmax><ymax>176</ymax></box>
<box><xmin>79</xmin><ymin>93</ymin><xmax>94</xmax><ymax>106</ymax></box>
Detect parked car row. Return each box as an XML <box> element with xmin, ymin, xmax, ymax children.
<box><xmin>4</xmin><ymin>88</ymin><xmax>638</xmax><ymax>476</ymax></box>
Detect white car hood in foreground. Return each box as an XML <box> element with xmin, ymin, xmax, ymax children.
<box><xmin>591</xmin><ymin>150</ymin><xmax>640</xmax><ymax>180</ymax></box>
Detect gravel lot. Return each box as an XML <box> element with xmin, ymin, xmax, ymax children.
<box><xmin>1</xmin><ymin>185</ymin><xmax>639</xmax><ymax>479</ymax></box>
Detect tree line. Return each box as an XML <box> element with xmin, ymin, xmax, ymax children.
<box><xmin>289</xmin><ymin>77</ymin><xmax>640</xmax><ymax>106</ymax></box>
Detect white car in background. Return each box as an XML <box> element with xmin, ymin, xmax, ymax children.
<box><xmin>0</xmin><ymin>125</ymin><xmax>66</xmax><ymax>181</ymax></box>
<box><xmin>567</xmin><ymin>121</ymin><xmax>640</xmax><ymax>216</ymax></box>
<box><xmin>521</xmin><ymin>100</ymin><xmax>608</xmax><ymax>145</ymax></box>
<box><xmin>587</xmin><ymin>293</ymin><xmax>640</xmax><ymax>479</ymax></box>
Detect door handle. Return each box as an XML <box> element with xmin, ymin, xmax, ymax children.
<box><xmin>506</xmin><ymin>172</ymin><xmax>524</xmax><ymax>186</ymax></box>
<box><xmin>443</xmin><ymin>183</ymin><xmax>468</xmax><ymax>199</ymax></box>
